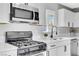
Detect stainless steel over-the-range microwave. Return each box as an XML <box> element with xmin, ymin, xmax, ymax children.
<box><xmin>10</xmin><ymin>3</ymin><xmax>39</xmax><ymax>23</ymax></box>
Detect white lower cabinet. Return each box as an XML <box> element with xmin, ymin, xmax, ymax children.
<box><xmin>46</xmin><ymin>42</ymin><xmax>57</xmax><ymax>56</ymax></box>
<box><xmin>46</xmin><ymin>40</ymin><xmax>70</xmax><ymax>56</ymax></box>
<box><xmin>78</xmin><ymin>46</ymin><xmax>79</xmax><ymax>56</ymax></box>
<box><xmin>57</xmin><ymin>45</ymin><xmax>70</xmax><ymax>56</ymax></box>
<box><xmin>78</xmin><ymin>40</ymin><xmax>79</xmax><ymax>56</ymax></box>
<box><xmin>57</xmin><ymin>40</ymin><xmax>70</xmax><ymax>56</ymax></box>
<box><xmin>0</xmin><ymin>49</ymin><xmax>17</xmax><ymax>56</ymax></box>
<box><xmin>65</xmin><ymin>45</ymin><xmax>70</xmax><ymax>56</ymax></box>
<box><xmin>56</xmin><ymin>46</ymin><xmax>65</xmax><ymax>56</ymax></box>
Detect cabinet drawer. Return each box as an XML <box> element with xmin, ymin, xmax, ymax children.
<box><xmin>57</xmin><ymin>41</ymin><xmax>65</xmax><ymax>47</ymax></box>
<box><xmin>0</xmin><ymin>50</ymin><xmax>17</xmax><ymax>56</ymax></box>
<box><xmin>47</xmin><ymin>43</ymin><xmax>57</xmax><ymax>49</ymax></box>
<box><xmin>57</xmin><ymin>40</ymin><xmax>70</xmax><ymax>47</ymax></box>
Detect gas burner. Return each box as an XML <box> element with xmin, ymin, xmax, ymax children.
<box><xmin>6</xmin><ymin>31</ymin><xmax>47</xmax><ymax>56</ymax></box>
<box><xmin>10</xmin><ymin>40</ymin><xmax>42</xmax><ymax>48</ymax></box>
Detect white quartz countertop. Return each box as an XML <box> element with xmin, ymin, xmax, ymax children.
<box><xmin>56</xmin><ymin>37</ymin><xmax>79</xmax><ymax>40</ymax></box>
<box><xmin>0</xmin><ymin>43</ymin><xmax>17</xmax><ymax>52</ymax></box>
<box><xmin>34</xmin><ymin>37</ymin><xmax>79</xmax><ymax>44</ymax></box>
<box><xmin>34</xmin><ymin>38</ymin><xmax>57</xmax><ymax>44</ymax></box>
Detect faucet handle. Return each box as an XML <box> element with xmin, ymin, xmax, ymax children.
<box><xmin>50</xmin><ymin>35</ymin><xmax>53</xmax><ymax>38</ymax></box>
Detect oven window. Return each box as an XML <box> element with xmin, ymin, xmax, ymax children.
<box><xmin>14</xmin><ymin>8</ymin><xmax>33</xmax><ymax>19</ymax></box>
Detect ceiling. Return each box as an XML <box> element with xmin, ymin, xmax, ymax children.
<box><xmin>60</xmin><ymin>3</ymin><xmax>79</xmax><ymax>9</ymax></box>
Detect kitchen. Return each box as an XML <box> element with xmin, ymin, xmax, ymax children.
<box><xmin>0</xmin><ymin>3</ymin><xmax>79</xmax><ymax>56</ymax></box>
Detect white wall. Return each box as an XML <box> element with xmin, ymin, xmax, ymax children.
<box><xmin>0</xmin><ymin>23</ymin><xmax>43</xmax><ymax>42</ymax></box>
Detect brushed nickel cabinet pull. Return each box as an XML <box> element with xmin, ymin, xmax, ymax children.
<box><xmin>64</xmin><ymin>45</ymin><xmax>66</xmax><ymax>52</ymax></box>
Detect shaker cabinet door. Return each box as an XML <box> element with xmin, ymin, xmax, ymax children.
<box><xmin>0</xmin><ymin>50</ymin><xmax>17</xmax><ymax>56</ymax></box>
<box><xmin>57</xmin><ymin>46</ymin><xmax>65</xmax><ymax>56</ymax></box>
<box><xmin>58</xmin><ymin>9</ymin><xmax>74</xmax><ymax>27</ymax></box>
<box><xmin>0</xmin><ymin>3</ymin><xmax>9</xmax><ymax>23</ymax></box>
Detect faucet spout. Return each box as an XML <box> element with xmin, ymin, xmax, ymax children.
<box><xmin>50</xmin><ymin>26</ymin><xmax>53</xmax><ymax>38</ymax></box>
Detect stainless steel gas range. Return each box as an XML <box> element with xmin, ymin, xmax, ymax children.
<box><xmin>5</xmin><ymin>31</ymin><xmax>47</xmax><ymax>56</ymax></box>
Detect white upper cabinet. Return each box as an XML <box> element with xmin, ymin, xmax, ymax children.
<box><xmin>74</xmin><ymin>13</ymin><xmax>79</xmax><ymax>27</ymax></box>
<box><xmin>0</xmin><ymin>3</ymin><xmax>10</xmax><ymax>24</ymax></box>
<box><xmin>58</xmin><ymin>9</ymin><xmax>74</xmax><ymax>27</ymax></box>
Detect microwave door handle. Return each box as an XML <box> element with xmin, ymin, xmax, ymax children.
<box><xmin>33</xmin><ymin>12</ymin><xmax>35</xmax><ymax>20</ymax></box>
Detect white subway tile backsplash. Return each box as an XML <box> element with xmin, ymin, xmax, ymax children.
<box><xmin>72</xmin><ymin>27</ymin><xmax>79</xmax><ymax>37</ymax></box>
<box><xmin>54</xmin><ymin>27</ymin><xmax>71</xmax><ymax>37</ymax></box>
<box><xmin>0</xmin><ymin>23</ymin><xmax>42</xmax><ymax>42</ymax></box>
<box><xmin>0</xmin><ymin>23</ymin><xmax>75</xmax><ymax>42</ymax></box>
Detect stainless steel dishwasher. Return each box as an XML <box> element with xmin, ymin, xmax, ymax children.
<box><xmin>71</xmin><ymin>39</ymin><xmax>78</xmax><ymax>56</ymax></box>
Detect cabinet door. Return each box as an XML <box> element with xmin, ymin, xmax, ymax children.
<box><xmin>47</xmin><ymin>48</ymin><xmax>56</xmax><ymax>56</ymax></box>
<box><xmin>58</xmin><ymin>9</ymin><xmax>74</xmax><ymax>27</ymax></box>
<box><xmin>74</xmin><ymin>13</ymin><xmax>79</xmax><ymax>27</ymax></box>
<box><xmin>57</xmin><ymin>46</ymin><xmax>66</xmax><ymax>56</ymax></box>
<box><xmin>0</xmin><ymin>3</ymin><xmax>10</xmax><ymax>22</ymax></box>
<box><xmin>65</xmin><ymin>45</ymin><xmax>70</xmax><ymax>56</ymax></box>
<box><xmin>77</xmin><ymin>41</ymin><xmax>79</xmax><ymax>56</ymax></box>
<box><xmin>64</xmin><ymin>9</ymin><xmax>74</xmax><ymax>27</ymax></box>
<box><xmin>0</xmin><ymin>50</ymin><xmax>17</xmax><ymax>56</ymax></box>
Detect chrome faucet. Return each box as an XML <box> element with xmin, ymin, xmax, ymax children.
<box><xmin>50</xmin><ymin>26</ymin><xmax>53</xmax><ymax>38</ymax></box>
<box><xmin>50</xmin><ymin>26</ymin><xmax>58</xmax><ymax>38</ymax></box>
